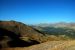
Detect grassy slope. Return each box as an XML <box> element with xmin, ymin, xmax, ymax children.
<box><xmin>1</xmin><ymin>40</ymin><xmax>75</xmax><ymax>50</ymax></box>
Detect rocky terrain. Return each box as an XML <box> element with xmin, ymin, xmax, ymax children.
<box><xmin>0</xmin><ymin>21</ymin><xmax>46</xmax><ymax>48</ymax></box>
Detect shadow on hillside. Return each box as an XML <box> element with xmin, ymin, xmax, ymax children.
<box><xmin>0</xmin><ymin>28</ymin><xmax>40</xmax><ymax>48</ymax></box>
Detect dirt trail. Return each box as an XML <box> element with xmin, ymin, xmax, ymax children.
<box><xmin>1</xmin><ymin>40</ymin><xmax>75</xmax><ymax>50</ymax></box>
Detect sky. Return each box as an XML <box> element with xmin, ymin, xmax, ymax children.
<box><xmin>0</xmin><ymin>0</ymin><xmax>75</xmax><ymax>24</ymax></box>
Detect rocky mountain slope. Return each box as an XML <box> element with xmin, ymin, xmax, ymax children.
<box><xmin>0</xmin><ymin>21</ymin><xmax>48</xmax><ymax>48</ymax></box>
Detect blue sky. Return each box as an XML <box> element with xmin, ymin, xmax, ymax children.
<box><xmin>0</xmin><ymin>0</ymin><xmax>75</xmax><ymax>24</ymax></box>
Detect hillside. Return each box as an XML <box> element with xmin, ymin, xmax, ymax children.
<box><xmin>0</xmin><ymin>21</ymin><xmax>75</xmax><ymax>50</ymax></box>
<box><xmin>0</xmin><ymin>21</ymin><xmax>48</xmax><ymax>48</ymax></box>
<box><xmin>1</xmin><ymin>40</ymin><xmax>75</xmax><ymax>50</ymax></box>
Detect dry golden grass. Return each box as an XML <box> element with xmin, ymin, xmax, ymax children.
<box><xmin>1</xmin><ymin>40</ymin><xmax>75</xmax><ymax>50</ymax></box>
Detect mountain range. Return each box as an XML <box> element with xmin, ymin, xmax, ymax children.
<box><xmin>33</xmin><ymin>22</ymin><xmax>75</xmax><ymax>29</ymax></box>
<box><xmin>32</xmin><ymin>22</ymin><xmax>75</xmax><ymax>39</ymax></box>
